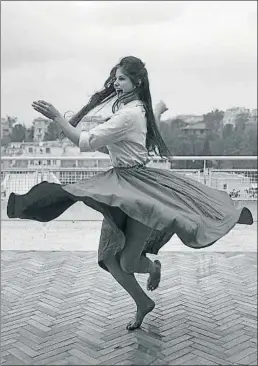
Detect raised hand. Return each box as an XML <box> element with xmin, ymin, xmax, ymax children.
<box><xmin>32</xmin><ymin>100</ymin><xmax>62</xmax><ymax>120</ymax></box>
<box><xmin>154</xmin><ymin>100</ymin><xmax>168</xmax><ymax>115</ymax></box>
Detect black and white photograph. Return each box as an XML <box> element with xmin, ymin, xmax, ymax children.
<box><xmin>1</xmin><ymin>1</ymin><xmax>257</xmax><ymax>365</ymax></box>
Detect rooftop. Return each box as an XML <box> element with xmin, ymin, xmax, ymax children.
<box><xmin>2</xmin><ymin>246</ymin><xmax>257</xmax><ymax>365</ymax></box>
<box><xmin>181</xmin><ymin>122</ymin><xmax>209</xmax><ymax>130</ymax></box>
<box><xmin>1</xmin><ymin>200</ymin><xmax>257</xmax><ymax>365</ymax></box>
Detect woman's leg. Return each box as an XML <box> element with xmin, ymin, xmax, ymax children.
<box><xmin>104</xmin><ymin>255</ymin><xmax>155</xmax><ymax>330</ymax></box>
<box><xmin>103</xmin><ymin>217</ymin><xmax>161</xmax><ymax>330</ymax></box>
<box><xmin>119</xmin><ymin>217</ymin><xmax>161</xmax><ymax>291</ymax></box>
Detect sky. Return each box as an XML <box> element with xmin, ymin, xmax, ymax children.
<box><xmin>1</xmin><ymin>1</ymin><xmax>257</xmax><ymax>126</ymax></box>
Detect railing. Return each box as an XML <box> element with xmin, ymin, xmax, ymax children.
<box><xmin>1</xmin><ymin>156</ymin><xmax>257</xmax><ymax>200</ymax></box>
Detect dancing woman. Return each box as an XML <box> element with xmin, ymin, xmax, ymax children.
<box><xmin>7</xmin><ymin>56</ymin><xmax>253</xmax><ymax>330</ymax></box>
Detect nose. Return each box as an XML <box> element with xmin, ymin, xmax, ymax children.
<box><xmin>114</xmin><ymin>79</ymin><xmax>119</xmax><ymax>88</ymax></box>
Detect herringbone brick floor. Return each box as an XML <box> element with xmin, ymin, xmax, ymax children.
<box><xmin>1</xmin><ymin>251</ymin><xmax>257</xmax><ymax>365</ymax></box>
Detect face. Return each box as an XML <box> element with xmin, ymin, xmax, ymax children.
<box><xmin>114</xmin><ymin>67</ymin><xmax>135</xmax><ymax>98</ymax></box>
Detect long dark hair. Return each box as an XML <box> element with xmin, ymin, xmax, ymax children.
<box><xmin>65</xmin><ymin>56</ymin><xmax>171</xmax><ymax>157</ymax></box>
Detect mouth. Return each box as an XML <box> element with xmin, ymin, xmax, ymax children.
<box><xmin>115</xmin><ymin>89</ymin><xmax>123</xmax><ymax>98</ymax></box>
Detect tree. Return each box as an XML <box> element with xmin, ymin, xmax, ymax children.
<box><xmin>202</xmin><ymin>139</ymin><xmax>211</xmax><ymax>155</ymax></box>
<box><xmin>203</xmin><ymin>109</ymin><xmax>224</xmax><ymax>139</ymax></box>
<box><xmin>25</xmin><ymin>126</ymin><xmax>34</xmax><ymax>142</ymax></box>
<box><xmin>10</xmin><ymin>124</ymin><xmax>26</xmax><ymax>142</ymax></box>
<box><xmin>222</xmin><ymin>124</ymin><xmax>234</xmax><ymax>139</ymax></box>
<box><xmin>5</xmin><ymin>115</ymin><xmax>17</xmax><ymax>128</ymax></box>
<box><xmin>238</xmin><ymin>123</ymin><xmax>257</xmax><ymax>156</ymax></box>
<box><xmin>159</xmin><ymin>118</ymin><xmax>188</xmax><ymax>158</ymax></box>
<box><xmin>1</xmin><ymin>135</ymin><xmax>12</xmax><ymax>146</ymax></box>
<box><xmin>235</xmin><ymin>112</ymin><xmax>249</xmax><ymax>131</ymax></box>
<box><xmin>1</xmin><ymin>115</ymin><xmax>16</xmax><ymax>145</ymax></box>
<box><xmin>44</xmin><ymin>121</ymin><xmax>62</xmax><ymax>141</ymax></box>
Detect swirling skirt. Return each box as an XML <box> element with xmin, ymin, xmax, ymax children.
<box><xmin>7</xmin><ymin>165</ymin><xmax>253</xmax><ymax>271</ymax></box>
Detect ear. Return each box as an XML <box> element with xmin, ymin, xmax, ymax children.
<box><xmin>134</xmin><ymin>80</ymin><xmax>141</xmax><ymax>88</ymax></box>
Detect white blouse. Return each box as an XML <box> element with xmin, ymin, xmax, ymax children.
<box><xmin>79</xmin><ymin>100</ymin><xmax>149</xmax><ymax>167</ymax></box>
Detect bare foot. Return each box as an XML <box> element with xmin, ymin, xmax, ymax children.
<box><xmin>147</xmin><ymin>260</ymin><xmax>161</xmax><ymax>291</ymax></box>
<box><xmin>126</xmin><ymin>300</ymin><xmax>155</xmax><ymax>330</ymax></box>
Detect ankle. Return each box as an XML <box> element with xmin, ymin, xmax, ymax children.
<box><xmin>150</xmin><ymin>261</ymin><xmax>158</xmax><ymax>274</ymax></box>
<box><xmin>136</xmin><ymin>295</ymin><xmax>152</xmax><ymax>308</ymax></box>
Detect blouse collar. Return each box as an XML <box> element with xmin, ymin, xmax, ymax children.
<box><xmin>119</xmin><ymin>99</ymin><xmax>144</xmax><ymax>109</ymax></box>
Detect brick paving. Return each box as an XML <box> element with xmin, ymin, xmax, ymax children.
<box><xmin>1</xmin><ymin>251</ymin><xmax>257</xmax><ymax>365</ymax></box>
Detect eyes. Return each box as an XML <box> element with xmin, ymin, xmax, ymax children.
<box><xmin>114</xmin><ymin>76</ymin><xmax>126</xmax><ymax>83</ymax></box>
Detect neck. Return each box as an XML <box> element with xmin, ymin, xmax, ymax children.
<box><xmin>118</xmin><ymin>92</ymin><xmax>140</xmax><ymax>108</ymax></box>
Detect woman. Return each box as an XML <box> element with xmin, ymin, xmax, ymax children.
<box><xmin>7</xmin><ymin>56</ymin><xmax>253</xmax><ymax>331</ymax></box>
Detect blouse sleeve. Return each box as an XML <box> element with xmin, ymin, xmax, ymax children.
<box><xmin>79</xmin><ymin>110</ymin><xmax>133</xmax><ymax>152</ymax></box>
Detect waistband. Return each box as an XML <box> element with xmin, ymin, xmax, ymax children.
<box><xmin>113</xmin><ymin>163</ymin><xmax>146</xmax><ymax>170</ymax></box>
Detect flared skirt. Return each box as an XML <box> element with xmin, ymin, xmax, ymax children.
<box><xmin>7</xmin><ymin>165</ymin><xmax>253</xmax><ymax>271</ymax></box>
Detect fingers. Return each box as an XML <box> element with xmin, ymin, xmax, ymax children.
<box><xmin>33</xmin><ymin>100</ymin><xmax>49</xmax><ymax>108</ymax></box>
<box><xmin>38</xmin><ymin>100</ymin><xmax>52</xmax><ymax>107</ymax></box>
<box><xmin>32</xmin><ymin>102</ymin><xmax>42</xmax><ymax>110</ymax></box>
<box><xmin>32</xmin><ymin>100</ymin><xmax>59</xmax><ymax>120</ymax></box>
<box><xmin>32</xmin><ymin>100</ymin><xmax>51</xmax><ymax>112</ymax></box>
<box><xmin>32</xmin><ymin>101</ymin><xmax>49</xmax><ymax>117</ymax></box>
<box><xmin>32</xmin><ymin>100</ymin><xmax>52</xmax><ymax>109</ymax></box>
<box><xmin>32</xmin><ymin>103</ymin><xmax>45</xmax><ymax>112</ymax></box>
<box><xmin>32</xmin><ymin>105</ymin><xmax>46</xmax><ymax>115</ymax></box>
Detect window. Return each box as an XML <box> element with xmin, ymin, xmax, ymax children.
<box><xmin>29</xmin><ymin>148</ymin><xmax>33</xmax><ymax>153</ymax></box>
<box><xmin>46</xmin><ymin>148</ymin><xmax>50</xmax><ymax>153</ymax></box>
<box><xmin>47</xmin><ymin>160</ymin><xmax>51</xmax><ymax>165</ymax></box>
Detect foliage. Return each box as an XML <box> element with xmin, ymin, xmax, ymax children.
<box><xmin>1</xmin><ymin>135</ymin><xmax>12</xmax><ymax>146</ymax></box>
<box><xmin>44</xmin><ymin>121</ymin><xmax>62</xmax><ymax>141</ymax></box>
<box><xmin>203</xmin><ymin>109</ymin><xmax>224</xmax><ymax>132</ymax></box>
<box><xmin>25</xmin><ymin>126</ymin><xmax>34</xmax><ymax>142</ymax></box>
<box><xmin>160</xmin><ymin>109</ymin><xmax>257</xmax><ymax>169</ymax></box>
<box><xmin>10</xmin><ymin>124</ymin><xmax>27</xmax><ymax>142</ymax></box>
<box><xmin>5</xmin><ymin>115</ymin><xmax>17</xmax><ymax>128</ymax></box>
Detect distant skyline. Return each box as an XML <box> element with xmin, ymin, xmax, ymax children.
<box><xmin>1</xmin><ymin>1</ymin><xmax>257</xmax><ymax>126</ymax></box>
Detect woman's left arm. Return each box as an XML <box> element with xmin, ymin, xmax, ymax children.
<box><xmin>32</xmin><ymin>100</ymin><xmax>132</xmax><ymax>152</ymax></box>
<box><xmin>54</xmin><ymin>116</ymin><xmax>80</xmax><ymax>145</ymax></box>
<box><xmin>79</xmin><ymin>111</ymin><xmax>132</xmax><ymax>152</ymax></box>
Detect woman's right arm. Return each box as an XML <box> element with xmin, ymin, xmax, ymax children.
<box><xmin>154</xmin><ymin>101</ymin><xmax>168</xmax><ymax>127</ymax></box>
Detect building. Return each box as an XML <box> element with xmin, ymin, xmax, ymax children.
<box><xmin>33</xmin><ymin>117</ymin><xmax>50</xmax><ymax>142</ymax></box>
<box><xmin>222</xmin><ymin>107</ymin><xmax>250</xmax><ymax>127</ymax></box>
<box><xmin>181</xmin><ymin>121</ymin><xmax>209</xmax><ymax>137</ymax></box>
<box><xmin>4</xmin><ymin>141</ymin><xmax>54</xmax><ymax>157</ymax></box>
<box><xmin>1</xmin><ymin>140</ymin><xmax>110</xmax><ymax>169</ymax></box>
<box><xmin>1</xmin><ymin>118</ymin><xmax>13</xmax><ymax>138</ymax></box>
<box><xmin>174</xmin><ymin>115</ymin><xmax>203</xmax><ymax>124</ymax></box>
<box><xmin>248</xmin><ymin>109</ymin><xmax>257</xmax><ymax>124</ymax></box>
<box><xmin>81</xmin><ymin>115</ymin><xmax>105</xmax><ymax>132</ymax></box>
